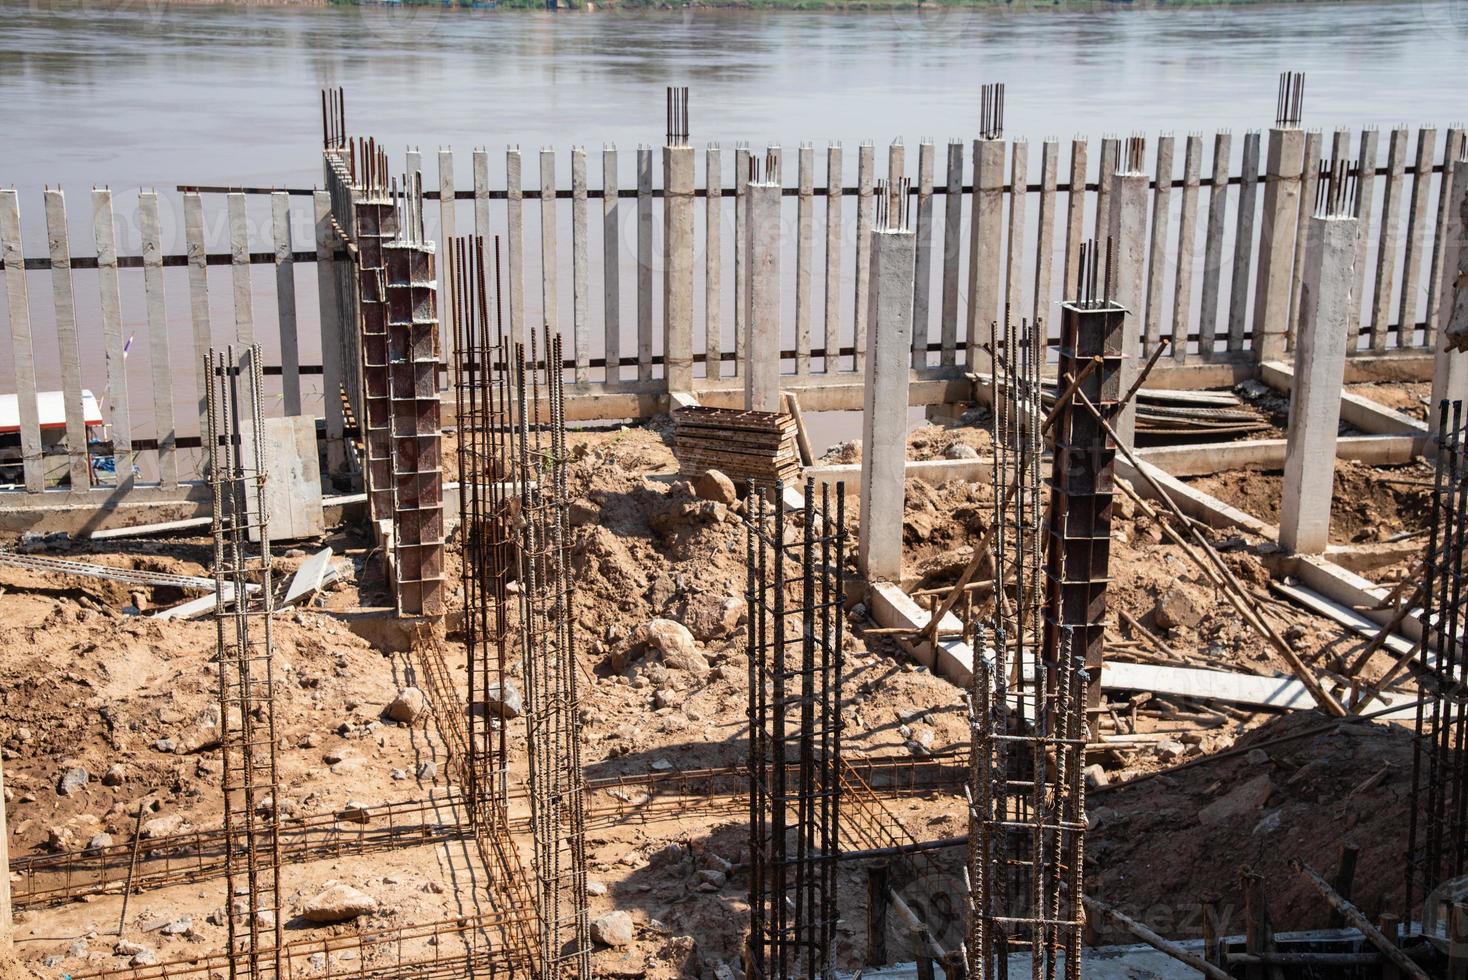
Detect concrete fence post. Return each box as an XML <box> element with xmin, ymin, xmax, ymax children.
<box><xmin>1107</xmin><ymin>163</ymin><xmax>1149</xmax><ymax>449</ymax></box>
<box><xmin>1280</xmin><ymin>209</ymin><xmax>1357</xmax><ymax>554</ymax></box>
<box><xmin>745</xmin><ymin>181</ymin><xmax>782</xmax><ymax>413</ymax></box>
<box><xmin>966</xmin><ymin>137</ymin><xmax>1004</xmax><ymax>381</ymax></box>
<box><xmin>1431</xmin><ymin>157</ymin><xmax>1468</xmax><ymax>435</ymax></box>
<box><xmin>858</xmin><ymin>224</ymin><xmax>917</xmax><ymax>583</ymax></box>
<box><xmin>663</xmin><ymin>143</ymin><xmax>696</xmax><ymax>396</ymax></box>
<box><xmin>1253</xmin><ymin>126</ymin><xmax>1306</xmax><ymax>363</ymax></box>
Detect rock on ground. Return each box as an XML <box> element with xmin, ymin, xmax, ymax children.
<box><xmin>301</xmin><ymin>882</ymin><xmax>378</xmax><ymax>923</ymax></box>
<box><xmin>484</xmin><ymin>681</ymin><xmax>523</xmax><ymax>719</ymax></box>
<box><xmin>625</xmin><ymin>618</ymin><xmax>709</xmax><ymax>676</ymax></box>
<box><xmin>1199</xmin><ymin>774</ymin><xmax>1272</xmax><ymax>827</ymax></box>
<box><xmin>57</xmin><ymin>766</ymin><xmax>89</xmax><ymax>796</ymax></box>
<box><xmin>591</xmin><ymin>910</ymin><xmax>635</xmax><ymax>947</ymax></box>
<box><xmin>1154</xmin><ymin>588</ymin><xmax>1203</xmax><ymax>631</ymax></box>
<box><xmin>384</xmin><ymin>687</ymin><xmax>428</xmax><ymax>724</ymax></box>
<box><xmin>694</xmin><ymin>469</ymin><xmax>738</xmax><ymax>507</ymax></box>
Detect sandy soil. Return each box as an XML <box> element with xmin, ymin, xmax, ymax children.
<box><xmin>0</xmin><ymin>408</ymin><xmax>1438</xmax><ymax>978</ymax></box>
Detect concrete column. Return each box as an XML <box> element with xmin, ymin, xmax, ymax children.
<box><xmin>1280</xmin><ymin>212</ymin><xmax>1357</xmax><ymax>554</ymax></box>
<box><xmin>859</xmin><ymin>226</ymin><xmax>918</xmax><ymax>583</ymax></box>
<box><xmin>745</xmin><ymin>181</ymin><xmax>782</xmax><ymax>413</ymax></box>
<box><xmin>1253</xmin><ymin>127</ymin><xmax>1306</xmax><ymax>363</ymax></box>
<box><xmin>966</xmin><ymin>138</ymin><xmax>1004</xmax><ymax>379</ymax></box>
<box><xmin>1431</xmin><ymin>158</ymin><xmax>1468</xmax><ymax>437</ymax></box>
<box><xmin>1107</xmin><ymin>168</ymin><xmax>1149</xmax><ymax>449</ymax></box>
<box><xmin>663</xmin><ymin>144</ymin><xmax>696</xmax><ymax>394</ymax></box>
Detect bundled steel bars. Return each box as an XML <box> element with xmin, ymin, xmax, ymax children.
<box><xmin>746</xmin><ymin>479</ymin><xmax>847</xmax><ymax>980</ymax></box>
<box><xmin>666</xmin><ymin>85</ymin><xmax>689</xmax><ymax>147</ymax></box>
<box><xmin>204</xmin><ymin>345</ymin><xmax>282</xmax><ymax>980</ymax></box>
<box><xmin>1276</xmin><ymin>71</ymin><xmax>1306</xmax><ymax>128</ymax></box>
<box><xmin>516</xmin><ymin>328</ymin><xmax>592</xmax><ymax>980</ymax></box>
<box><xmin>1405</xmin><ymin>399</ymin><xmax>1468</xmax><ymax>925</ymax></box>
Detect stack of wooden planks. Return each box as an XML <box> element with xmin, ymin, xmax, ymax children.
<box><xmin>672</xmin><ymin>406</ymin><xmax>801</xmax><ymax>488</ymax></box>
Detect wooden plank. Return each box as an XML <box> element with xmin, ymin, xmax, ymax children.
<box><xmin>1397</xmin><ymin>127</ymin><xmax>1437</xmax><ymax>348</ymax></box>
<box><xmin>603</xmin><ymin>145</ymin><xmax>620</xmax><ymax>383</ymax></box>
<box><xmin>183</xmin><ymin>193</ymin><xmax>212</xmax><ymax>436</ymax></box>
<box><xmin>312</xmin><ymin>189</ymin><xmax>347</xmax><ymax>479</ymax></box>
<box><xmin>506</xmin><ymin>147</ymin><xmax>525</xmax><ymax>354</ymax></box>
<box><xmin>438</xmin><ymin>148</ymin><xmax>457</xmax><ymax>379</ymax></box>
<box><xmin>540</xmin><ymin>148</ymin><xmax>558</xmax><ymax>343</ymax></box>
<box><xmin>571</xmin><ymin>146</ymin><xmax>589</xmax><ymax>384</ymax></box>
<box><xmin>824</xmin><ymin>142</ymin><xmax>844</xmax><ymax>373</ymax></box>
<box><xmin>43</xmin><ymin>189</ymin><xmax>90</xmax><ymax>489</ymax></box>
<box><xmin>227</xmin><ymin>193</ymin><xmax>255</xmax><ymax>347</ymax></box>
<box><xmin>1143</xmin><ymin>134</ymin><xmax>1175</xmax><ymax>355</ymax></box>
<box><xmin>0</xmin><ymin>190</ymin><xmax>43</xmax><ymax>491</ymax></box>
<box><xmin>1352</xmin><ymin>128</ymin><xmax>1381</xmax><ymax>349</ymax></box>
<box><xmin>1095</xmin><ymin>137</ymin><xmax>1118</xmax><ymax>266</ymax></box>
<box><xmin>1032</xmin><ymin>139</ymin><xmax>1058</xmax><ymax>332</ymax></box>
<box><xmin>91</xmin><ymin>189</ymin><xmax>133</xmax><ymax>488</ymax></box>
<box><xmin>1171</xmin><ymin>134</ymin><xmax>1202</xmax><ymax>362</ymax></box>
<box><xmin>1427</xmin><ymin>127</ymin><xmax>1465</xmax><ymax>348</ymax></box>
<box><xmin>243</xmin><ymin>415</ymin><xmax>324</xmax><ymax>541</ymax></box>
<box><xmin>854</xmin><ymin>141</ymin><xmax>875</xmax><ymax>374</ymax></box>
<box><xmin>795</xmin><ymin>142</ymin><xmax>814</xmax><ymax>375</ymax></box>
<box><xmin>139</xmin><ymin>193</ymin><xmax>178</xmax><ymax>489</ymax></box>
<box><xmin>637</xmin><ymin>145</ymin><xmax>653</xmax><ymax>383</ymax></box>
<box><xmin>1197</xmin><ymin>131</ymin><xmax>1232</xmax><ymax>354</ymax></box>
<box><xmin>473</xmin><ymin>148</ymin><xmax>492</xmax><ymax>243</ymax></box>
<box><xmin>1004</xmin><ymin>139</ymin><xmax>1027</xmax><ymax>329</ymax></box>
<box><xmin>939</xmin><ymin>139</ymin><xmax>962</xmax><ymax>368</ymax></box>
<box><xmin>1287</xmin><ymin>129</ymin><xmax>1322</xmax><ymax>352</ymax></box>
<box><xmin>272</xmin><ymin>192</ymin><xmax>302</xmax><ymax>415</ymax></box>
<box><xmin>1061</xmin><ymin>137</ymin><xmax>1089</xmax><ymax>308</ymax></box>
<box><xmin>912</xmin><ymin>140</ymin><xmax>936</xmax><ymax>369</ymax></box>
<box><xmin>1370</xmin><ymin>127</ymin><xmax>1409</xmax><ymax>351</ymax></box>
<box><xmin>705</xmin><ymin>143</ymin><xmax>722</xmax><ymax>382</ymax></box>
<box><xmin>735</xmin><ymin>143</ymin><xmax>750</xmax><ymax>379</ymax></box>
<box><xmin>1228</xmin><ymin>130</ymin><xmax>1262</xmax><ymax>352</ymax></box>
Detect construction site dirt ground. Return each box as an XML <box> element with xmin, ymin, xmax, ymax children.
<box><xmin>0</xmin><ymin>397</ymin><xmax>1433</xmax><ymax>978</ymax></box>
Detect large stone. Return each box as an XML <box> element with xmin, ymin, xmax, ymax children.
<box><xmin>1153</xmin><ymin>589</ymin><xmax>1203</xmax><ymax>631</ymax></box>
<box><xmin>694</xmin><ymin>469</ymin><xmax>738</xmax><ymax>507</ymax></box>
<box><xmin>631</xmin><ymin>619</ymin><xmax>708</xmax><ymax>676</ymax></box>
<box><xmin>484</xmin><ymin>681</ymin><xmax>523</xmax><ymax>720</ymax></box>
<box><xmin>302</xmin><ymin>882</ymin><xmax>378</xmax><ymax>923</ymax></box>
<box><xmin>1199</xmin><ymin>774</ymin><xmax>1273</xmax><ymax>827</ymax></box>
<box><xmin>384</xmin><ymin>688</ymin><xmax>427</xmax><ymax>725</ymax></box>
<box><xmin>679</xmin><ymin>594</ymin><xmax>746</xmax><ymax>642</ymax></box>
<box><xmin>57</xmin><ymin>766</ymin><xmax>90</xmax><ymax>797</ymax></box>
<box><xmin>141</xmin><ymin>814</ymin><xmax>184</xmax><ymax>839</ymax></box>
<box><xmin>590</xmin><ymin>910</ymin><xmax>635</xmax><ymax>947</ymax></box>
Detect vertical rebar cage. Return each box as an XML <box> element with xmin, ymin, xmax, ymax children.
<box><xmin>516</xmin><ymin>329</ymin><xmax>592</xmax><ymax>979</ymax></box>
<box><xmin>964</xmin><ymin>309</ymin><xmax>1089</xmax><ymax>980</ymax></box>
<box><xmin>450</xmin><ymin>235</ymin><xmax>517</xmax><ymax>812</ymax></box>
<box><xmin>746</xmin><ymin>479</ymin><xmax>846</xmax><ymax>980</ymax></box>
<box><xmin>1406</xmin><ymin>400</ymin><xmax>1468</xmax><ymax>928</ymax></box>
<box><xmin>204</xmin><ymin>345</ymin><xmax>283</xmax><ymax>980</ymax></box>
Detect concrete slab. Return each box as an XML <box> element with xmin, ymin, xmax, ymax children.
<box><xmin>241</xmin><ymin>415</ymin><xmax>325</xmax><ymax>542</ymax></box>
<box><xmin>1135</xmin><ymin>434</ymin><xmax>1421</xmax><ymax>478</ymax></box>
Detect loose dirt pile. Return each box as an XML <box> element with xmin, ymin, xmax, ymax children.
<box><xmin>0</xmin><ymin>411</ymin><xmax>1440</xmax><ymax>978</ymax></box>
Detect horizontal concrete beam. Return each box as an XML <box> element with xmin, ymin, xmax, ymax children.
<box><xmin>866</xmin><ymin>582</ymin><xmax>974</xmax><ymax>687</ymax></box>
<box><xmin>1115</xmin><ymin>457</ymin><xmax>1277</xmax><ymax>538</ymax></box>
<box><xmin>1260</xmin><ymin>360</ymin><xmax>1428</xmax><ymax>436</ymax></box>
<box><xmin>806</xmin><ymin>458</ymin><xmax>995</xmax><ymax>496</ymax></box>
<box><xmin>1136</xmin><ymin>433</ymin><xmax>1423</xmax><ymax>478</ymax></box>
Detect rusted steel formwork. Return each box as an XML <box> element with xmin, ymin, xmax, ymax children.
<box><xmin>383</xmin><ymin>181</ymin><xmax>445</xmax><ymax>618</ymax></box>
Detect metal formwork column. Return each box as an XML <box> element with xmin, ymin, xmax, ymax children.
<box><xmin>383</xmin><ymin>182</ymin><xmax>445</xmax><ymax>619</ymax></box>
